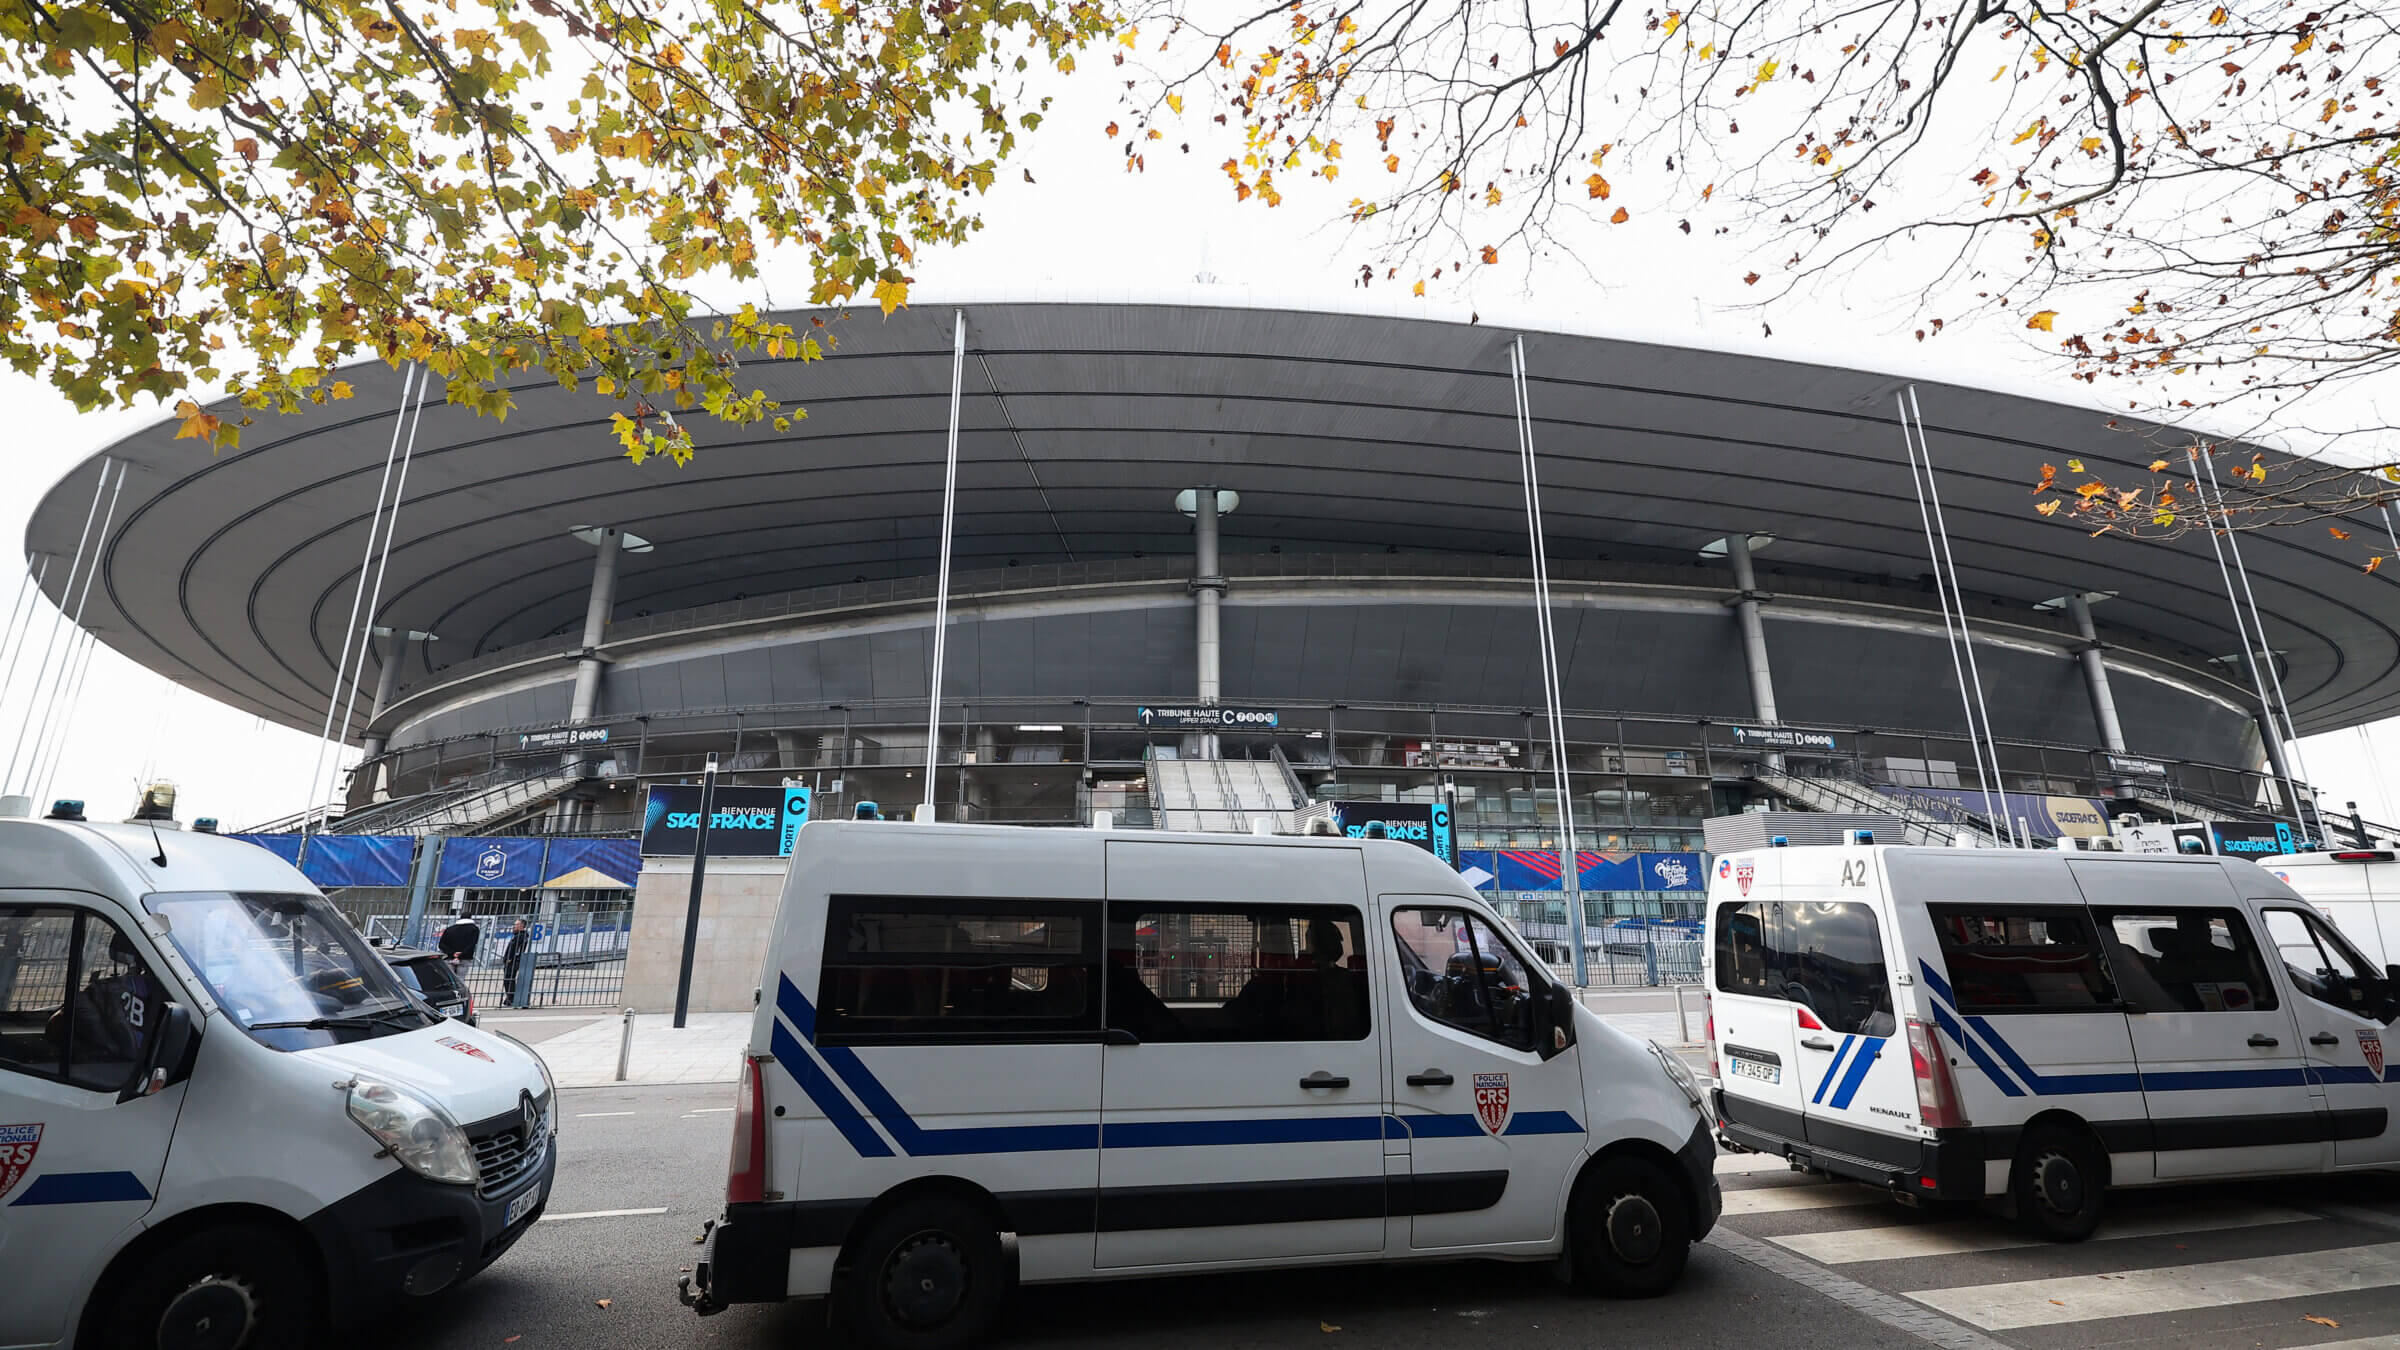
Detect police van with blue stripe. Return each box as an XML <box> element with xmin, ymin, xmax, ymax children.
<box><xmin>676</xmin><ymin>821</ymin><xmax>1718</xmax><ymax>1346</ymax></box>
<box><xmin>1705</xmin><ymin>839</ymin><xmax>2400</xmax><ymax>1240</ymax></box>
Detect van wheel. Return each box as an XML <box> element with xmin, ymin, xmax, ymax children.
<box><xmin>838</xmin><ymin>1196</ymin><xmax>1007</xmax><ymax>1350</ymax></box>
<box><xmin>96</xmin><ymin>1225</ymin><xmax>316</xmax><ymax>1350</ymax></box>
<box><xmin>1569</xmin><ymin>1156</ymin><xmax>1692</xmax><ymax>1298</ymax></box>
<box><xmin>2013</xmin><ymin>1125</ymin><xmax>2105</xmax><ymax>1242</ymax></box>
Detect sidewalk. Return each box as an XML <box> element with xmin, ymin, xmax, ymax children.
<box><xmin>489</xmin><ymin>1011</ymin><xmax>752</xmax><ymax>1088</ymax></box>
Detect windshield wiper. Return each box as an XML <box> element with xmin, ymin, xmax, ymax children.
<box><xmin>252</xmin><ymin>1005</ymin><xmax>428</xmax><ymax>1033</ymax></box>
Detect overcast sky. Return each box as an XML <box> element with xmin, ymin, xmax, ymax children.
<box><xmin>2</xmin><ymin>48</ymin><xmax>2394</xmax><ymax>834</ymax></box>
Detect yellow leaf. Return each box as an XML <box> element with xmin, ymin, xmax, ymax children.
<box><xmin>1167</xmin><ymin>93</ymin><xmax>1184</xmax><ymax>114</ymax></box>
<box><xmin>172</xmin><ymin>399</ymin><xmax>221</xmax><ymax>443</ymax></box>
<box><xmin>2026</xmin><ymin>310</ymin><xmax>2059</xmax><ymax>331</ymax></box>
<box><xmin>1609</xmin><ymin>206</ymin><xmax>1629</xmax><ymax>223</ymax></box>
<box><xmin>1411</xmin><ymin>280</ymin><xmax>1425</xmax><ymax>297</ymax></box>
<box><xmin>328</xmin><ymin>381</ymin><xmax>353</xmax><ymax>399</ymax></box>
<box><xmin>2148</xmin><ymin>458</ymin><xmax>2170</xmax><ymax>472</ymax></box>
<box><xmin>2012</xmin><ymin>120</ymin><xmax>2043</xmax><ymax>145</ymax></box>
<box><xmin>1663</xmin><ymin>12</ymin><xmax>1681</xmax><ymax>34</ymax></box>
<box><xmin>1485</xmin><ymin>184</ymin><xmax>1503</xmax><ymax>206</ymax></box>
<box><xmin>1755</xmin><ymin>59</ymin><xmax>1778</xmax><ymax>84</ymax></box>
<box><xmin>872</xmin><ymin>277</ymin><xmax>909</xmax><ymax>316</ymax></box>
<box><xmin>1698</xmin><ymin>42</ymin><xmax>1715</xmax><ymax>60</ymax></box>
<box><xmin>2303</xmin><ymin>1316</ymin><xmax>2341</xmax><ymax>1329</ymax></box>
<box><xmin>2331</xmin><ymin>526</ymin><xmax>2352</xmax><ymax>540</ymax></box>
<box><xmin>2293</xmin><ymin>32</ymin><xmax>2314</xmax><ymax>53</ymax></box>
<box><xmin>2037</xmin><ymin>500</ymin><xmax>2063</xmax><ymax>517</ymax></box>
<box><xmin>1585</xmin><ymin>173</ymin><xmax>1610</xmax><ymax>199</ymax></box>
<box><xmin>1385</xmin><ymin>154</ymin><xmax>1400</xmax><ymax>172</ymax></box>
<box><xmin>2208</xmin><ymin>4</ymin><xmax>2228</xmax><ymax>22</ymax></box>
<box><xmin>2247</xmin><ymin>463</ymin><xmax>2267</xmax><ymax>483</ymax></box>
<box><xmin>2152</xmin><ymin>510</ymin><xmax>2176</xmax><ymax>527</ymax></box>
<box><xmin>2368</xmin><ymin>557</ymin><xmax>2386</xmax><ymax>574</ymax></box>
<box><xmin>2081</xmin><ymin>136</ymin><xmax>2106</xmax><ymax>155</ymax></box>
<box><xmin>2067</xmin><ymin>458</ymin><xmax>2085</xmax><ymax>472</ymax></box>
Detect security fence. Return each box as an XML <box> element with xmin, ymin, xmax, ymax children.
<box><xmin>342</xmin><ymin>892</ymin><xmax>633</xmax><ymax>1009</ymax></box>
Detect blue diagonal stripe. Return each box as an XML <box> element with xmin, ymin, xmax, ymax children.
<box><xmin>1929</xmin><ymin>1002</ymin><xmax>2025</xmax><ymax>1098</ymax></box>
<box><xmin>1828</xmin><ymin>1037</ymin><xmax>1883</xmax><ymax>1109</ymax></box>
<box><xmin>1812</xmin><ymin>1035</ymin><xmax>1857</xmax><ymax>1105</ymax></box>
<box><xmin>9</xmin><ymin>1171</ymin><xmax>151</xmax><ymax>1206</ymax></box>
<box><xmin>769</xmin><ymin>1019</ymin><xmax>896</xmax><ymax>1157</ymax></box>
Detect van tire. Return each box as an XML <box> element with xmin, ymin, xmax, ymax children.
<box><xmin>2012</xmin><ymin>1125</ymin><xmax>2105</xmax><ymax>1242</ymax></box>
<box><xmin>95</xmin><ymin>1223</ymin><xmax>316</xmax><ymax>1350</ymax></box>
<box><xmin>837</xmin><ymin>1195</ymin><xmax>1007</xmax><ymax>1350</ymax></box>
<box><xmin>1568</xmin><ymin>1155</ymin><xmax>1692</xmax><ymax>1298</ymax></box>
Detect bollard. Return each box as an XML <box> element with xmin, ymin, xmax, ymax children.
<box><xmin>1674</xmin><ymin>984</ymin><xmax>1691</xmax><ymax>1044</ymax></box>
<box><xmin>615</xmin><ymin>1007</ymin><xmax>636</xmax><ymax>1083</ymax></box>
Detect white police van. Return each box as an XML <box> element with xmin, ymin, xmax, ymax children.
<box><xmin>0</xmin><ymin>805</ymin><xmax>557</xmax><ymax>1349</ymax></box>
<box><xmin>677</xmin><ymin>821</ymin><xmax>1716</xmax><ymax>1346</ymax></box>
<box><xmin>1705</xmin><ymin>841</ymin><xmax>2400</xmax><ymax>1240</ymax></box>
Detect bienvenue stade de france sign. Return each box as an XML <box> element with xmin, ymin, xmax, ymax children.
<box><xmin>1137</xmin><ymin>705</ymin><xmax>1280</xmax><ymax>729</ymax></box>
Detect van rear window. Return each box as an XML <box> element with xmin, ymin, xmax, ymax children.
<box><xmin>1927</xmin><ymin>906</ymin><xmax>2120</xmax><ymax>1012</ymax></box>
<box><xmin>819</xmin><ymin>897</ymin><xmax>1101</xmax><ymax>1043</ymax></box>
<box><xmin>1712</xmin><ymin>900</ymin><xmax>1894</xmax><ymax>1036</ymax></box>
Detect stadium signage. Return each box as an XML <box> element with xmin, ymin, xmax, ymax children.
<box><xmin>641</xmin><ymin>784</ymin><xmax>800</xmax><ymax>857</ymax></box>
<box><xmin>510</xmin><ymin>725</ymin><xmax>610</xmax><ymax>753</ymax></box>
<box><xmin>1137</xmin><ymin>705</ymin><xmax>1280</xmax><ymax>729</ymax></box>
<box><xmin>1330</xmin><ymin>800</ymin><xmax>1455</xmax><ymax>866</ymax></box>
<box><xmin>1724</xmin><ymin>724</ymin><xmax>1838</xmax><ymax>752</ymax></box>
<box><xmin>2104</xmin><ymin>753</ymin><xmax>2170</xmax><ymax>781</ymax></box>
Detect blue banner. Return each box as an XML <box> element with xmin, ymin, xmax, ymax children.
<box><xmin>540</xmin><ymin>837</ymin><xmax>642</xmax><ymax>889</ymax></box>
<box><xmin>231</xmin><ymin>833</ymin><xmax>304</xmax><ymax>867</ymax></box>
<box><xmin>1642</xmin><ymin>852</ymin><xmax>1705</xmax><ymax>891</ymax></box>
<box><xmin>230</xmin><ymin>834</ymin><xmax>415</xmax><ymax>887</ymax></box>
<box><xmin>1462</xmin><ymin>849</ymin><xmax>1707</xmax><ymax>894</ymax></box>
<box><xmin>779</xmin><ymin>784</ymin><xmax>812</xmax><ymax>855</ymax></box>
<box><xmin>436</xmin><ymin>836</ymin><xmax>548</xmax><ymax>888</ymax></box>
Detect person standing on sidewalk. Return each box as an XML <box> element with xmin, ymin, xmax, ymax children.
<box><xmin>502</xmin><ymin>918</ymin><xmax>531</xmax><ymax>1008</ymax></box>
<box><xmin>438</xmin><ymin>909</ymin><xmax>481</xmax><ymax>964</ymax></box>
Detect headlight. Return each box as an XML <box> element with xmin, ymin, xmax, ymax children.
<box><xmin>1650</xmin><ymin>1039</ymin><xmax>1704</xmax><ymax>1108</ymax></box>
<box><xmin>345</xmin><ymin>1078</ymin><xmax>479</xmax><ymax>1186</ymax></box>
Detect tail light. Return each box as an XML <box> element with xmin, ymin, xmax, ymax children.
<box><xmin>725</xmin><ymin>1055</ymin><xmax>770</xmax><ymax>1205</ymax></box>
<box><xmin>1705</xmin><ymin>991</ymin><xmax>1720</xmax><ymax>1081</ymax></box>
<box><xmin>1906</xmin><ymin>1016</ymin><xmax>1968</xmax><ymax>1129</ymax></box>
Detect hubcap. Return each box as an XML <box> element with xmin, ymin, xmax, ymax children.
<box><xmin>2034</xmin><ymin>1150</ymin><xmax>2085</xmax><ymax>1218</ymax></box>
<box><xmin>1605</xmin><ymin>1192</ymin><xmax>1665</xmax><ymax>1264</ymax></box>
<box><xmin>157</xmin><ymin>1275</ymin><xmax>259</xmax><ymax>1350</ymax></box>
<box><xmin>881</xmin><ymin>1231</ymin><xmax>969</xmax><ymax>1329</ymax></box>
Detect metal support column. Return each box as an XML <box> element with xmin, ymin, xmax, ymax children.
<box><xmin>568</xmin><ymin>528</ymin><xmax>622</xmax><ymax>725</ymax></box>
<box><xmin>1724</xmin><ymin>533</ymin><xmax>1779</xmax><ymax>725</ymax></box>
<box><xmin>2063</xmin><ymin>594</ymin><xmax>2127</xmax><ymax>755</ymax></box>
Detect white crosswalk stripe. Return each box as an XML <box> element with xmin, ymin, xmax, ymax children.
<box><xmin>1903</xmin><ymin>1240</ymin><xmax>2400</xmax><ymax>1330</ymax></box>
<box><xmin>1770</xmin><ymin>1202</ymin><xmax>2315</xmax><ymax>1264</ymax></box>
<box><xmin>1714</xmin><ymin>1151</ymin><xmax>1804</xmax><ymax>1175</ymax></box>
<box><xmin>1722</xmin><ymin>1183</ymin><xmax>1885</xmax><ymax>1216</ymax></box>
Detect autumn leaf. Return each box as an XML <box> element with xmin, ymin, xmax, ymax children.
<box><xmin>872</xmin><ymin>278</ymin><xmax>910</xmax><ymax>316</ymax></box>
<box><xmin>172</xmin><ymin>399</ymin><xmax>221</xmax><ymax>443</ymax></box>
<box><xmin>2303</xmin><ymin>1315</ymin><xmax>2340</xmax><ymax>1328</ymax></box>
<box><xmin>2369</xmin><ymin>557</ymin><xmax>2386</xmax><ymax>574</ymax></box>
<box><xmin>595</xmin><ymin>1299</ymin><xmax>613</xmax><ymax>1309</ymax></box>
<box><xmin>2037</xmin><ymin>500</ymin><xmax>2063</xmax><ymax>516</ymax></box>
<box><xmin>1485</xmin><ymin>184</ymin><xmax>1503</xmax><ymax>206</ymax></box>
<box><xmin>2248</xmin><ymin>463</ymin><xmax>2268</xmax><ymax>483</ymax></box>
<box><xmin>1480</xmin><ymin>245</ymin><xmax>1499</xmax><ymax>264</ymax></box>
<box><xmin>1553</xmin><ymin>39</ymin><xmax>1571</xmax><ymax>57</ymax></box>
<box><xmin>1755</xmin><ymin>59</ymin><xmax>1778</xmax><ymax>84</ymax></box>
<box><xmin>1166</xmin><ymin>94</ymin><xmax>1184</xmax><ymax>115</ymax></box>
<box><xmin>1585</xmin><ymin>173</ymin><xmax>1611</xmax><ymax>199</ymax></box>
<box><xmin>1412</xmin><ymin>280</ymin><xmax>1425</xmax><ymax>296</ymax></box>
<box><xmin>1105</xmin><ymin>121</ymin><xmax>1119</xmax><ymax>138</ymax></box>
<box><xmin>1742</xmin><ymin>271</ymin><xmax>1761</xmax><ymax>285</ymax></box>
<box><xmin>2208</xmin><ymin>5</ymin><xmax>2229</xmax><ymax>23</ymax></box>
<box><xmin>1609</xmin><ymin>206</ymin><xmax>1629</xmax><ymax>223</ymax></box>
<box><xmin>2149</xmin><ymin>459</ymin><xmax>2170</xmax><ymax>473</ymax></box>
<box><xmin>2067</xmin><ymin>458</ymin><xmax>2085</xmax><ymax>473</ymax></box>
<box><xmin>2034</xmin><ymin>464</ymin><xmax>2058</xmax><ymax>492</ymax></box>
<box><xmin>1385</xmin><ymin>155</ymin><xmax>1400</xmax><ymax>173</ymax></box>
<box><xmin>2026</xmin><ymin>310</ymin><xmax>2059</xmax><ymax>331</ymax></box>
<box><xmin>2331</xmin><ymin>526</ymin><xmax>2352</xmax><ymax>540</ymax></box>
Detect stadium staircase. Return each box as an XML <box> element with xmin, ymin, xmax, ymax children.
<box><xmin>1750</xmin><ymin>765</ymin><xmax>2009</xmax><ymax>847</ymax></box>
<box><xmin>1147</xmin><ymin>757</ymin><xmax>1301</xmax><ymax>834</ymax></box>
<box><xmin>257</xmin><ymin>764</ymin><xmax>583</xmax><ymax>837</ymax></box>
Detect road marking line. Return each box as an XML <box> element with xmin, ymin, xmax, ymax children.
<box><xmin>541</xmin><ymin>1207</ymin><xmax>670</xmax><ymax>1222</ymax></box>
<box><xmin>1708</xmin><ymin>1226</ymin><xmax>2013</xmax><ymax>1350</ymax></box>
<box><xmin>684</xmin><ymin>1107</ymin><xmax>735</xmax><ymax>1115</ymax></box>
<box><xmin>1723</xmin><ymin>1184</ymin><xmax>1883</xmax><ymax>1215</ymax></box>
<box><xmin>576</xmin><ymin>1111</ymin><xmax>637</xmax><ymax>1118</ymax></box>
<box><xmin>1904</xmin><ymin>1239</ymin><xmax>2400</xmax><ymax>1330</ymax></box>
<box><xmin>1715</xmin><ymin>1152</ymin><xmax>1803</xmax><ymax>1175</ymax></box>
<box><xmin>1773</xmin><ymin>1204</ymin><xmax>2313</xmax><ymax>1264</ymax></box>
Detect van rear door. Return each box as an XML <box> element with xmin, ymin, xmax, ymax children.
<box><xmin>1773</xmin><ymin>851</ymin><xmax>1914</xmax><ymax>1163</ymax></box>
<box><xmin>1708</xmin><ymin>857</ymin><xmax>1806</xmax><ymax>1149</ymax></box>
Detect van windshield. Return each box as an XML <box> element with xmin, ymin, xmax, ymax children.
<box><xmin>144</xmin><ymin>891</ymin><xmax>434</xmax><ymax>1050</ymax></box>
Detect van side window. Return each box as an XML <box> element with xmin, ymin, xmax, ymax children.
<box><xmin>1390</xmin><ymin>909</ymin><xmax>1542</xmax><ymax>1051</ymax></box>
<box><xmin>2262</xmin><ymin>908</ymin><xmax>2391</xmax><ymax>1020</ymax></box>
<box><xmin>2095</xmin><ymin>909</ymin><xmax>2279</xmax><ymax>1013</ymax></box>
<box><xmin>0</xmin><ymin>907</ymin><xmax>161</xmax><ymax>1093</ymax></box>
<box><xmin>1713</xmin><ymin>901</ymin><xmax>1795</xmax><ymax>1000</ymax></box>
<box><xmin>1926</xmin><ymin>906</ymin><xmax>2120</xmax><ymax>1012</ymax></box>
<box><xmin>1787</xmin><ymin>902</ymin><xmax>1896</xmax><ymax>1037</ymax></box>
<box><xmin>1107</xmin><ymin>906</ymin><xmax>1370</xmax><ymax>1043</ymax></box>
<box><xmin>818</xmin><ymin>897</ymin><xmax>1101</xmax><ymax>1043</ymax></box>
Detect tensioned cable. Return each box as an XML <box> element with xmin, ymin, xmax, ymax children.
<box><xmin>2183</xmin><ymin>447</ymin><xmax>2306</xmax><ymax>828</ymax></box>
<box><xmin>6</xmin><ymin>460</ymin><xmax>117</xmax><ymax>795</ymax></box>
<box><xmin>1895</xmin><ymin>394</ymin><xmax>2010</xmax><ymax>845</ymax></box>
<box><xmin>0</xmin><ymin>556</ymin><xmax>51</xmax><ymax>721</ymax></box>
<box><xmin>326</xmin><ymin>369</ymin><xmax>433</xmax><ymax>811</ymax></box>
<box><xmin>1908</xmin><ymin>391</ymin><xmax>2016</xmax><ymax>847</ymax></box>
<box><xmin>975</xmin><ymin>352</ymin><xmax>1075</xmax><ymax>563</ymax></box>
<box><xmin>1512</xmin><ymin>336</ymin><xmax>1586</xmax><ymax>984</ymax></box>
<box><xmin>302</xmin><ymin>362</ymin><xmax>419</xmax><ymax>838</ymax></box>
<box><xmin>28</xmin><ymin>466</ymin><xmax>129</xmax><ymax>803</ymax></box>
<box><xmin>922</xmin><ymin>311</ymin><xmax>966</xmax><ymax>816</ymax></box>
<box><xmin>2198</xmin><ymin>449</ymin><xmax>2326</xmax><ymax>843</ymax></box>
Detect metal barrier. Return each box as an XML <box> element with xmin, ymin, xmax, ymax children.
<box><xmin>357</xmin><ymin>900</ymin><xmax>633</xmax><ymax>1009</ymax></box>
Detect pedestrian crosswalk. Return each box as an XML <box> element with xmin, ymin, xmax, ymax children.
<box><xmin>1709</xmin><ymin>1151</ymin><xmax>2400</xmax><ymax>1347</ymax></box>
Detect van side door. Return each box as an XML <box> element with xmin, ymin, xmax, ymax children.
<box><xmin>0</xmin><ymin>898</ymin><xmax>187</xmax><ymax>1347</ymax></box>
<box><xmin>2258</xmin><ymin>904</ymin><xmax>2400</xmax><ymax>1168</ymax></box>
<box><xmin>2074</xmin><ymin>861</ymin><xmax>2324</xmax><ymax>1178</ymax></box>
<box><xmin>1383</xmin><ymin>902</ymin><xmax>1587</xmax><ymax>1251</ymax></box>
<box><xmin>1784</xmin><ymin>898</ymin><xmax>1917</xmax><ymax>1162</ymax></box>
<box><xmin>1096</xmin><ymin>842</ymin><xmax>1385</xmax><ymax>1268</ymax></box>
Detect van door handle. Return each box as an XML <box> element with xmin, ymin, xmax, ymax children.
<box><xmin>1406</xmin><ymin>1071</ymin><xmax>1454</xmax><ymax>1087</ymax></box>
<box><xmin>2311</xmin><ymin>1033</ymin><xmax>2341</xmax><ymax>1047</ymax></box>
<box><xmin>1800</xmin><ymin>1036</ymin><xmax>1837</xmax><ymax>1052</ymax></box>
<box><xmin>1300</xmin><ymin>1072</ymin><xmax>1350</xmax><ymax>1090</ymax></box>
<box><xmin>2248</xmin><ymin>1034</ymin><xmax>2280</xmax><ymax>1048</ymax></box>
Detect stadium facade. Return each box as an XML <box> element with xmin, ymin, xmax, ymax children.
<box><xmin>28</xmin><ymin>296</ymin><xmax>2400</xmax><ymax>877</ymax></box>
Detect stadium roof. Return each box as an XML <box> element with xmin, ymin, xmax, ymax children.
<box><xmin>27</xmin><ymin>295</ymin><xmax>2400</xmax><ymax>738</ymax></box>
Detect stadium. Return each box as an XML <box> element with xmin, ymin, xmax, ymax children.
<box><xmin>23</xmin><ymin>294</ymin><xmax>2400</xmax><ymax>988</ymax></box>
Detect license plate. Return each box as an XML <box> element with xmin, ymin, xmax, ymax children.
<box><xmin>1730</xmin><ymin>1056</ymin><xmax>1780</xmax><ymax>1085</ymax></box>
<box><xmin>504</xmin><ymin>1182</ymin><xmax>542</xmax><ymax>1227</ymax></box>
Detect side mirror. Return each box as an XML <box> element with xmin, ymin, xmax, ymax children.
<box><xmin>2385</xmin><ymin>964</ymin><xmax>2399</xmax><ymax>986</ymax></box>
<box><xmin>123</xmin><ymin>1002</ymin><xmax>197</xmax><ymax>1104</ymax></box>
<box><xmin>1541</xmin><ymin>983</ymin><xmax>1578</xmax><ymax>1058</ymax></box>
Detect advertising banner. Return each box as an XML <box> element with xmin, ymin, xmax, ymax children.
<box><xmin>1466</xmin><ymin>850</ymin><xmax>1708</xmax><ymax>893</ymax></box>
<box><xmin>778</xmin><ymin>783</ymin><xmax>813</xmax><ymax>855</ymax></box>
<box><xmin>1328</xmin><ymin>800</ymin><xmax>1453</xmax><ymax>865</ymax></box>
<box><xmin>231</xmin><ymin>834</ymin><xmax>417</xmax><ymax>888</ymax></box>
<box><xmin>2210</xmin><ymin>819</ymin><xmax>2315</xmax><ymax>857</ymax></box>
<box><xmin>640</xmin><ymin>784</ymin><xmax>797</xmax><ymax>857</ymax></box>
<box><xmin>539</xmin><ymin>838</ymin><xmax>642</xmax><ymax>889</ymax></box>
<box><xmin>435</xmin><ymin>836</ymin><xmax>548</xmax><ymax>888</ymax></box>
<box><xmin>1874</xmin><ymin>787</ymin><xmax>2116</xmax><ymax>840</ymax></box>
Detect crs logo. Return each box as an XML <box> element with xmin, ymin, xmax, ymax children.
<box><xmin>0</xmin><ymin>1124</ymin><xmax>41</xmax><ymax>1204</ymax></box>
<box><xmin>475</xmin><ymin>846</ymin><xmax>508</xmax><ymax>882</ymax></box>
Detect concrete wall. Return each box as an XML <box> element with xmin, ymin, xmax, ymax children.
<box><xmin>622</xmin><ymin>856</ymin><xmax>788</xmax><ymax>1014</ymax></box>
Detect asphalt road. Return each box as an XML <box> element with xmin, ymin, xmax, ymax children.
<box><xmin>363</xmin><ymin>1082</ymin><xmax>2400</xmax><ymax>1350</ymax></box>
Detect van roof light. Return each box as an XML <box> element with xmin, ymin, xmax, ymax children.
<box><xmin>1770</xmin><ymin>835</ymin><xmax>1788</xmax><ymax>848</ymax></box>
<box><xmin>45</xmin><ymin>799</ymin><xmax>85</xmax><ymax>821</ymax></box>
